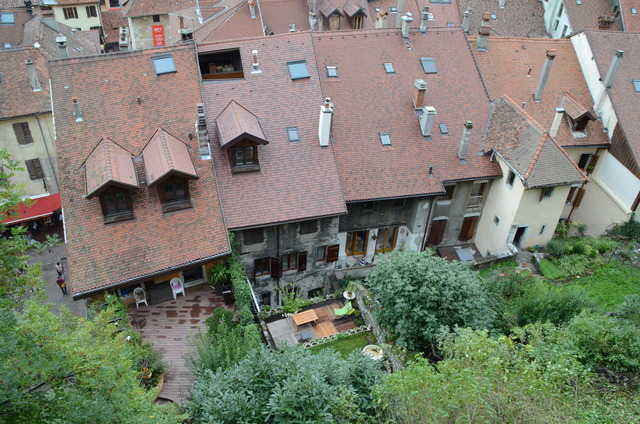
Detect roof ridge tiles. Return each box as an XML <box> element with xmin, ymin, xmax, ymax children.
<box><xmin>523</xmin><ymin>133</ymin><xmax>548</xmax><ymax>180</ymax></box>
<box><xmin>502</xmin><ymin>95</ymin><xmax>547</xmax><ymax>132</ymax></box>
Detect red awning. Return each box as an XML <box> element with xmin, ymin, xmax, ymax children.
<box><xmin>4</xmin><ymin>193</ymin><xmax>62</xmax><ymax>225</ymax></box>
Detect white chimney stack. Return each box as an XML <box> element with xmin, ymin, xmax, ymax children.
<box><xmin>458</xmin><ymin>121</ymin><xmax>473</xmax><ymax>160</ymax></box>
<box><xmin>56</xmin><ymin>36</ymin><xmax>68</xmax><ymax>58</ymax></box>
<box><xmin>499</xmin><ymin>0</ymin><xmax>506</xmax><ymax>9</ymax></box>
<box><xmin>420</xmin><ymin>6</ymin><xmax>429</xmax><ymax>33</ymax></box>
<box><xmin>401</xmin><ymin>12</ymin><xmax>413</xmax><ymax>38</ymax></box>
<box><xmin>534</xmin><ymin>49</ymin><xmax>557</xmax><ymax>102</ymax></box>
<box><xmin>549</xmin><ymin>107</ymin><xmax>564</xmax><ymax>138</ymax></box>
<box><xmin>420</xmin><ymin>106</ymin><xmax>437</xmax><ymax>137</ymax></box>
<box><xmin>318</xmin><ymin>97</ymin><xmax>334</xmax><ymax>147</ymax></box>
<box><xmin>251</xmin><ymin>49</ymin><xmax>261</xmax><ymax>74</ymax></box>
<box><xmin>462</xmin><ymin>8</ymin><xmax>472</xmax><ymax>33</ymax></box>
<box><xmin>249</xmin><ymin>0</ymin><xmax>256</xmax><ymax>18</ymax></box>
<box><xmin>196</xmin><ymin>103</ymin><xmax>211</xmax><ymax>159</ymax></box>
<box><xmin>25</xmin><ymin>59</ymin><xmax>41</xmax><ymax>91</ymax></box>
<box><xmin>375</xmin><ymin>12</ymin><xmax>388</xmax><ymax>28</ymax></box>
<box><xmin>396</xmin><ymin>0</ymin><xmax>403</xmax><ymax>28</ymax></box>
<box><xmin>603</xmin><ymin>49</ymin><xmax>624</xmax><ymax>89</ymax></box>
<box><xmin>72</xmin><ymin>97</ymin><xmax>83</xmax><ymax>122</ymax></box>
<box><xmin>477</xmin><ymin>25</ymin><xmax>490</xmax><ymax>51</ymax></box>
<box><xmin>361</xmin><ymin>0</ymin><xmax>367</xmax><ymax>10</ymax></box>
<box><xmin>309</xmin><ymin>12</ymin><xmax>317</xmax><ymax>31</ymax></box>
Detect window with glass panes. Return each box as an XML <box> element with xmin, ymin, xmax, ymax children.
<box><xmin>375</xmin><ymin>227</ymin><xmax>398</xmax><ymax>253</ymax></box>
<box><xmin>345</xmin><ymin>230</ymin><xmax>368</xmax><ymax>256</ymax></box>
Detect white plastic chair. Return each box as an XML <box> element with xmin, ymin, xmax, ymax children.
<box><xmin>170</xmin><ymin>278</ymin><xmax>185</xmax><ymax>299</ymax></box>
<box><xmin>133</xmin><ymin>287</ymin><xmax>148</xmax><ymax>309</ymax></box>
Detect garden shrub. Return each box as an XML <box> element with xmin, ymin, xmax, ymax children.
<box><xmin>614</xmin><ymin>294</ymin><xmax>640</xmax><ymax>326</ymax></box>
<box><xmin>538</xmin><ymin>258</ymin><xmax>566</xmax><ymax>280</ymax></box>
<box><xmin>204</xmin><ymin>306</ymin><xmax>234</xmax><ymax>334</ymax></box>
<box><xmin>546</xmin><ymin>239</ymin><xmax>566</xmax><ymax>258</ymax></box>
<box><xmin>512</xmin><ymin>283</ymin><xmax>591</xmax><ymax>327</ymax></box>
<box><xmin>556</xmin><ymin>254</ymin><xmax>591</xmax><ymax>277</ymax></box>
<box><xmin>587</xmin><ymin>237</ymin><xmax>618</xmax><ymax>253</ymax></box>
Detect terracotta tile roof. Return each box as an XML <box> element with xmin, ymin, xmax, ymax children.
<box><xmin>470</xmin><ymin>36</ymin><xmax>609</xmax><ymax>148</ymax></box>
<box><xmin>342</xmin><ymin>0</ymin><xmax>362</xmax><ymax>18</ymax></box>
<box><xmin>318</xmin><ymin>0</ymin><xmax>342</xmax><ymax>18</ymax></box>
<box><xmin>142</xmin><ymin>128</ymin><xmax>198</xmax><ymax>185</ymax></box>
<box><xmin>621</xmin><ymin>0</ymin><xmax>640</xmax><ymax>31</ymax></box>
<box><xmin>561</xmin><ymin>92</ymin><xmax>595</xmax><ymax>120</ymax></box>
<box><xmin>564</xmin><ymin>0</ymin><xmax>619</xmax><ymax>32</ymax></box>
<box><xmin>22</xmin><ymin>15</ymin><xmax>101</xmax><ymax>58</ymax></box>
<box><xmin>85</xmin><ymin>137</ymin><xmax>139</xmax><ymax>198</ymax></box>
<box><xmin>585</xmin><ymin>30</ymin><xmax>640</xmax><ymax>169</ymax></box>
<box><xmin>313</xmin><ymin>28</ymin><xmax>501</xmax><ymax>201</ymax></box>
<box><xmin>101</xmin><ymin>9</ymin><xmax>128</xmax><ymax>44</ymax></box>
<box><xmin>458</xmin><ymin>0</ymin><xmax>548</xmax><ymax>38</ymax></box>
<box><xmin>486</xmin><ymin>97</ymin><xmax>586</xmax><ymax>188</ymax></box>
<box><xmin>0</xmin><ymin>47</ymin><xmax>51</xmax><ymax>118</ymax></box>
<box><xmin>49</xmin><ymin>45</ymin><xmax>229</xmax><ymax>296</ymax></box>
<box><xmin>260</xmin><ymin>0</ymin><xmax>311</xmax><ymax>33</ymax></box>
<box><xmin>124</xmin><ymin>0</ymin><xmax>196</xmax><ymax>17</ymax></box>
<box><xmin>199</xmin><ymin>32</ymin><xmax>346</xmax><ymax>229</ymax></box>
<box><xmin>195</xmin><ymin>0</ymin><xmax>263</xmax><ymax>42</ymax></box>
<box><xmin>215</xmin><ymin>100</ymin><xmax>268</xmax><ymax>147</ymax></box>
<box><xmin>0</xmin><ymin>9</ymin><xmax>32</xmax><ymax>47</ymax></box>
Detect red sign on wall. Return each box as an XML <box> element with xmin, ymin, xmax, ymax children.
<box><xmin>152</xmin><ymin>25</ymin><xmax>165</xmax><ymax>47</ymax></box>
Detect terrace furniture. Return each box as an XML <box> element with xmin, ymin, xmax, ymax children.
<box><xmin>299</xmin><ymin>330</ymin><xmax>313</xmax><ymax>343</ymax></box>
<box><xmin>292</xmin><ymin>309</ymin><xmax>318</xmax><ymax>326</ymax></box>
<box><xmin>133</xmin><ymin>287</ymin><xmax>148</xmax><ymax>309</ymax></box>
<box><xmin>334</xmin><ymin>301</ymin><xmax>354</xmax><ymax>318</ymax></box>
<box><xmin>170</xmin><ymin>278</ymin><xmax>185</xmax><ymax>299</ymax></box>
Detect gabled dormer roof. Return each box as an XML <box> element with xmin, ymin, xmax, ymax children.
<box><xmin>142</xmin><ymin>129</ymin><xmax>198</xmax><ymax>186</ymax></box>
<box><xmin>85</xmin><ymin>137</ymin><xmax>138</xmax><ymax>198</ymax></box>
<box><xmin>343</xmin><ymin>1</ymin><xmax>365</xmax><ymax>18</ymax></box>
<box><xmin>215</xmin><ymin>100</ymin><xmax>268</xmax><ymax>148</ymax></box>
<box><xmin>318</xmin><ymin>0</ymin><xmax>342</xmax><ymax>18</ymax></box>
<box><xmin>561</xmin><ymin>92</ymin><xmax>596</xmax><ymax>122</ymax></box>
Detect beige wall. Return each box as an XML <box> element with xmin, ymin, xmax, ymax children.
<box><xmin>129</xmin><ymin>14</ymin><xmax>174</xmax><ymax>51</ymax></box>
<box><xmin>476</xmin><ymin>157</ymin><xmax>524</xmax><ymax>256</ymax></box>
<box><xmin>0</xmin><ymin>114</ymin><xmax>58</xmax><ymax>197</ymax></box>
<box><xmin>53</xmin><ymin>2</ymin><xmax>102</xmax><ymax>31</ymax></box>
<box><xmin>513</xmin><ymin>185</ymin><xmax>571</xmax><ymax>248</ymax></box>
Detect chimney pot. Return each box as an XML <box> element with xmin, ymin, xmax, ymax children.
<box><xmin>413</xmin><ymin>79</ymin><xmax>427</xmax><ymax>109</ymax></box>
<box><xmin>401</xmin><ymin>13</ymin><xmax>413</xmax><ymax>38</ymax></box>
<box><xmin>462</xmin><ymin>8</ymin><xmax>472</xmax><ymax>32</ymax></box>
<box><xmin>498</xmin><ymin>0</ymin><xmax>506</xmax><ymax>9</ymax></box>
<box><xmin>549</xmin><ymin>107</ymin><xmax>564</xmax><ymax>138</ymax></box>
<box><xmin>72</xmin><ymin>97</ymin><xmax>83</xmax><ymax>122</ymax></box>
<box><xmin>477</xmin><ymin>25</ymin><xmax>491</xmax><ymax>51</ymax></box>
<box><xmin>420</xmin><ymin>106</ymin><xmax>437</xmax><ymax>137</ymax></box>
<box><xmin>251</xmin><ymin>49</ymin><xmax>262</xmax><ymax>73</ymax></box>
<box><xmin>534</xmin><ymin>49</ymin><xmax>557</xmax><ymax>102</ymax></box>
<box><xmin>420</xmin><ymin>6</ymin><xmax>429</xmax><ymax>33</ymax></box>
<box><xmin>482</xmin><ymin>11</ymin><xmax>491</xmax><ymax>24</ymax></box>
<box><xmin>25</xmin><ymin>59</ymin><xmax>41</xmax><ymax>91</ymax></box>
<box><xmin>249</xmin><ymin>0</ymin><xmax>256</xmax><ymax>18</ymax></box>
<box><xmin>319</xmin><ymin>98</ymin><xmax>334</xmax><ymax>146</ymax></box>
<box><xmin>458</xmin><ymin>121</ymin><xmax>473</xmax><ymax>160</ymax></box>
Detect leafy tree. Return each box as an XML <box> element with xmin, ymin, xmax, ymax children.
<box><xmin>187</xmin><ymin>347</ymin><xmax>384</xmax><ymax>423</ymax></box>
<box><xmin>365</xmin><ymin>250</ymin><xmax>494</xmax><ymax>352</ymax></box>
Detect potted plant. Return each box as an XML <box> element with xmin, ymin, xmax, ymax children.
<box><xmin>343</xmin><ymin>281</ymin><xmax>357</xmax><ymax>300</ymax></box>
<box><xmin>208</xmin><ymin>263</ymin><xmax>230</xmax><ymax>289</ymax></box>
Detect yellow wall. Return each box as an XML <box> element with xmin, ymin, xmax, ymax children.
<box><xmin>53</xmin><ymin>2</ymin><xmax>102</xmax><ymax>31</ymax></box>
<box><xmin>129</xmin><ymin>14</ymin><xmax>173</xmax><ymax>51</ymax></box>
<box><xmin>0</xmin><ymin>114</ymin><xmax>58</xmax><ymax>196</ymax></box>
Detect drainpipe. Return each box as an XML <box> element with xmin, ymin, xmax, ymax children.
<box><xmin>421</xmin><ymin>197</ymin><xmax>436</xmax><ymax>251</ymax></box>
<box><xmin>276</xmin><ymin>224</ymin><xmax>281</xmax><ymax>306</ymax></box>
<box><xmin>36</xmin><ymin>114</ymin><xmax>58</xmax><ymax>193</ymax></box>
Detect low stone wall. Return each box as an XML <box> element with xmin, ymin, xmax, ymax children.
<box><xmin>302</xmin><ymin>324</ymin><xmax>371</xmax><ymax>349</ymax></box>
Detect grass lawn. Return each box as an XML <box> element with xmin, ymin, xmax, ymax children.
<box><xmin>309</xmin><ymin>331</ymin><xmax>376</xmax><ymax>358</ymax></box>
<box><xmin>566</xmin><ymin>261</ymin><xmax>640</xmax><ymax>310</ymax></box>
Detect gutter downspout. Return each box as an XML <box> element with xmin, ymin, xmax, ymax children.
<box><xmin>421</xmin><ymin>197</ymin><xmax>436</xmax><ymax>251</ymax></box>
<box><xmin>35</xmin><ymin>114</ymin><xmax>58</xmax><ymax>193</ymax></box>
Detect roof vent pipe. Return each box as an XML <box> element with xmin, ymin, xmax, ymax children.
<box><xmin>458</xmin><ymin>121</ymin><xmax>473</xmax><ymax>160</ymax></box>
<box><xmin>25</xmin><ymin>59</ymin><xmax>41</xmax><ymax>91</ymax></box>
<box><xmin>401</xmin><ymin>12</ymin><xmax>413</xmax><ymax>38</ymax></box>
<box><xmin>603</xmin><ymin>49</ymin><xmax>624</xmax><ymax>89</ymax></box>
<box><xmin>420</xmin><ymin>6</ymin><xmax>429</xmax><ymax>33</ymax></box>
<box><xmin>420</xmin><ymin>106</ymin><xmax>437</xmax><ymax>137</ymax></box>
<box><xmin>534</xmin><ymin>49</ymin><xmax>557</xmax><ymax>102</ymax></box>
<box><xmin>318</xmin><ymin>97</ymin><xmax>334</xmax><ymax>147</ymax></box>
<box><xmin>251</xmin><ymin>49</ymin><xmax>262</xmax><ymax>74</ymax></box>
<box><xmin>413</xmin><ymin>79</ymin><xmax>427</xmax><ymax>109</ymax></box>
<box><xmin>249</xmin><ymin>0</ymin><xmax>256</xmax><ymax>18</ymax></box>
<box><xmin>549</xmin><ymin>108</ymin><xmax>564</xmax><ymax>138</ymax></box>
<box><xmin>196</xmin><ymin>103</ymin><xmax>211</xmax><ymax>159</ymax></box>
<box><xmin>72</xmin><ymin>97</ymin><xmax>83</xmax><ymax>122</ymax></box>
<box><xmin>361</xmin><ymin>0</ymin><xmax>367</xmax><ymax>11</ymax></box>
<box><xmin>477</xmin><ymin>25</ymin><xmax>490</xmax><ymax>51</ymax></box>
<box><xmin>462</xmin><ymin>8</ymin><xmax>472</xmax><ymax>32</ymax></box>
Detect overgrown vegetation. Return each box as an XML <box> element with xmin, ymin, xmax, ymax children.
<box><xmin>309</xmin><ymin>331</ymin><xmax>376</xmax><ymax>358</ymax></box>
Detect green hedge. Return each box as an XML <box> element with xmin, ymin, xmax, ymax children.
<box><xmin>228</xmin><ymin>253</ymin><xmax>255</xmax><ymax>327</ymax></box>
<box><xmin>538</xmin><ymin>258</ymin><xmax>566</xmax><ymax>280</ymax></box>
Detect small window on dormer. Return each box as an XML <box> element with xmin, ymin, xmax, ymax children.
<box><xmin>100</xmin><ymin>188</ymin><xmax>134</xmax><ymax>223</ymax></box>
<box><xmin>158</xmin><ymin>176</ymin><xmax>192</xmax><ymax>213</ymax></box>
<box><xmin>230</xmin><ymin>144</ymin><xmax>260</xmax><ymax>173</ymax></box>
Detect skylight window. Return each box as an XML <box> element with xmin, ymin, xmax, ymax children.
<box><xmin>287</xmin><ymin>60</ymin><xmax>310</xmax><ymax>80</ymax></box>
<box><xmin>490</xmin><ymin>14</ymin><xmax>497</xmax><ymax>19</ymax></box>
<box><xmin>152</xmin><ymin>54</ymin><xmax>176</xmax><ymax>75</ymax></box>
<box><xmin>439</xmin><ymin>123</ymin><xmax>448</xmax><ymax>134</ymax></box>
<box><xmin>389</xmin><ymin>7</ymin><xmax>397</xmax><ymax>13</ymax></box>
<box><xmin>0</xmin><ymin>12</ymin><xmax>15</xmax><ymax>25</ymax></box>
<box><xmin>632</xmin><ymin>7</ymin><xmax>638</xmax><ymax>15</ymax></box>
<box><xmin>287</xmin><ymin>127</ymin><xmax>300</xmax><ymax>142</ymax></box>
<box><xmin>633</xmin><ymin>79</ymin><xmax>640</xmax><ymax>92</ymax></box>
<box><xmin>326</xmin><ymin>66</ymin><xmax>338</xmax><ymax>77</ymax></box>
<box><xmin>383</xmin><ymin>63</ymin><xmax>395</xmax><ymax>73</ymax></box>
<box><xmin>421</xmin><ymin>57</ymin><xmax>438</xmax><ymax>74</ymax></box>
<box><xmin>380</xmin><ymin>133</ymin><xmax>391</xmax><ymax>146</ymax></box>
<box><xmin>576</xmin><ymin>0</ymin><xmax>582</xmax><ymax>4</ymax></box>
<box><xmin>447</xmin><ymin>22</ymin><xmax>455</xmax><ymax>27</ymax></box>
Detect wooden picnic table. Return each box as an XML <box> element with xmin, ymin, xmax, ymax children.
<box><xmin>292</xmin><ymin>309</ymin><xmax>318</xmax><ymax>326</ymax></box>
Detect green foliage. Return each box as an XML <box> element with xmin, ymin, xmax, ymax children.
<box><xmin>204</xmin><ymin>306</ymin><xmax>234</xmax><ymax>334</ymax></box>
<box><xmin>207</xmin><ymin>262</ymin><xmax>229</xmax><ymax>288</ymax></box>
<box><xmin>309</xmin><ymin>331</ymin><xmax>376</xmax><ymax>358</ymax></box>
<box><xmin>227</xmin><ymin>238</ymin><xmax>255</xmax><ymax>327</ymax></box>
<box><xmin>281</xmin><ymin>282</ymin><xmax>312</xmax><ymax>314</ymax></box>
<box><xmin>365</xmin><ymin>250</ymin><xmax>494</xmax><ymax>352</ymax></box>
<box><xmin>538</xmin><ymin>258</ymin><xmax>566</xmax><ymax>280</ymax></box>
<box><xmin>187</xmin><ymin>347</ymin><xmax>384</xmax><ymax>423</ymax></box>
<box><xmin>606</xmin><ymin>213</ymin><xmax>640</xmax><ymax>241</ymax></box>
<box><xmin>511</xmin><ymin>282</ymin><xmax>591</xmax><ymax>327</ymax></box>
<box><xmin>545</xmin><ymin>239</ymin><xmax>566</xmax><ymax>258</ymax></box>
<box><xmin>567</xmin><ymin>262</ymin><xmax>640</xmax><ymax>309</ymax></box>
<box><xmin>556</xmin><ymin>254</ymin><xmax>592</xmax><ymax>277</ymax></box>
<box><xmin>614</xmin><ymin>294</ymin><xmax>640</xmax><ymax>325</ymax></box>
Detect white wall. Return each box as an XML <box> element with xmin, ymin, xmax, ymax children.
<box><xmin>514</xmin><ymin>185</ymin><xmax>571</xmax><ymax>248</ymax></box>
<box><xmin>542</xmin><ymin>0</ymin><xmax>572</xmax><ymax>38</ymax></box>
<box><xmin>476</xmin><ymin>156</ymin><xmax>523</xmax><ymax>255</ymax></box>
<box><xmin>594</xmin><ymin>151</ymin><xmax>640</xmax><ymax>208</ymax></box>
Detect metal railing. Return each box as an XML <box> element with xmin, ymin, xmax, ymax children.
<box><xmin>467</xmin><ymin>195</ymin><xmax>484</xmax><ymax>208</ymax></box>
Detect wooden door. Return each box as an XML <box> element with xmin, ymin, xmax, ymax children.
<box><xmin>458</xmin><ymin>216</ymin><xmax>478</xmax><ymax>242</ymax></box>
<box><xmin>427</xmin><ymin>219</ymin><xmax>447</xmax><ymax>246</ymax></box>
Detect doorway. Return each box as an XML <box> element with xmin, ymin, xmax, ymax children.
<box><xmin>513</xmin><ymin>226</ymin><xmax>527</xmax><ymax>247</ymax></box>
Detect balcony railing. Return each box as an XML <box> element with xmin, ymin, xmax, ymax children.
<box><xmin>467</xmin><ymin>195</ymin><xmax>484</xmax><ymax>208</ymax></box>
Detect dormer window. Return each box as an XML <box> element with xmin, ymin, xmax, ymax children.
<box><xmin>100</xmin><ymin>188</ymin><xmax>134</xmax><ymax>223</ymax></box>
<box><xmin>216</xmin><ymin>101</ymin><xmax>268</xmax><ymax>174</ymax></box>
<box><xmin>158</xmin><ymin>176</ymin><xmax>192</xmax><ymax>212</ymax></box>
<box><xmin>561</xmin><ymin>94</ymin><xmax>596</xmax><ymax>136</ymax></box>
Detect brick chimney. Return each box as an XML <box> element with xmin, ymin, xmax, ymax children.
<box><xmin>413</xmin><ymin>79</ymin><xmax>427</xmax><ymax>109</ymax></box>
<box><xmin>420</xmin><ymin>106</ymin><xmax>436</xmax><ymax>137</ymax></box>
<box><xmin>420</xmin><ymin>6</ymin><xmax>429</xmax><ymax>33</ymax></box>
<box><xmin>462</xmin><ymin>8</ymin><xmax>472</xmax><ymax>33</ymax></box>
<box><xmin>534</xmin><ymin>49</ymin><xmax>557</xmax><ymax>102</ymax></box>
<box><xmin>458</xmin><ymin>121</ymin><xmax>473</xmax><ymax>160</ymax></box>
<box><xmin>196</xmin><ymin>103</ymin><xmax>211</xmax><ymax>159</ymax></box>
<box><xmin>56</xmin><ymin>36</ymin><xmax>68</xmax><ymax>58</ymax></box>
<box><xmin>375</xmin><ymin>12</ymin><xmax>388</xmax><ymax>28</ymax></box>
<box><xmin>477</xmin><ymin>25</ymin><xmax>490</xmax><ymax>51</ymax></box>
<box><xmin>25</xmin><ymin>59</ymin><xmax>41</xmax><ymax>91</ymax></box>
<box><xmin>401</xmin><ymin>12</ymin><xmax>413</xmax><ymax>38</ymax></box>
<box><xmin>481</xmin><ymin>11</ymin><xmax>491</xmax><ymax>26</ymax></box>
<box><xmin>549</xmin><ymin>107</ymin><xmax>564</xmax><ymax>138</ymax></box>
<box><xmin>318</xmin><ymin>98</ymin><xmax>334</xmax><ymax>147</ymax></box>
<box><xmin>72</xmin><ymin>97</ymin><xmax>83</xmax><ymax>122</ymax></box>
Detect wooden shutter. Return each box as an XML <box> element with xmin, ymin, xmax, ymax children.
<box><xmin>326</xmin><ymin>244</ymin><xmax>339</xmax><ymax>262</ymax></box>
<box><xmin>297</xmin><ymin>251</ymin><xmax>307</xmax><ymax>271</ymax></box>
<box><xmin>459</xmin><ymin>216</ymin><xmax>478</xmax><ymax>242</ymax></box>
<box><xmin>13</xmin><ymin>123</ymin><xmax>33</xmax><ymax>145</ymax></box>
<box><xmin>586</xmin><ymin>155</ymin><xmax>599</xmax><ymax>175</ymax></box>
<box><xmin>25</xmin><ymin>159</ymin><xmax>43</xmax><ymax>180</ymax></box>
<box><xmin>269</xmin><ymin>257</ymin><xmax>281</xmax><ymax>278</ymax></box>
<box><xmin>427</xmin><ymin>219</ymin><xmax>447</xmax><ymax>246</ymax></box>
<box><xmin>573</xmin><ymin>188</ymin><xmax>585</xmax><ymax>208</ymax></box>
